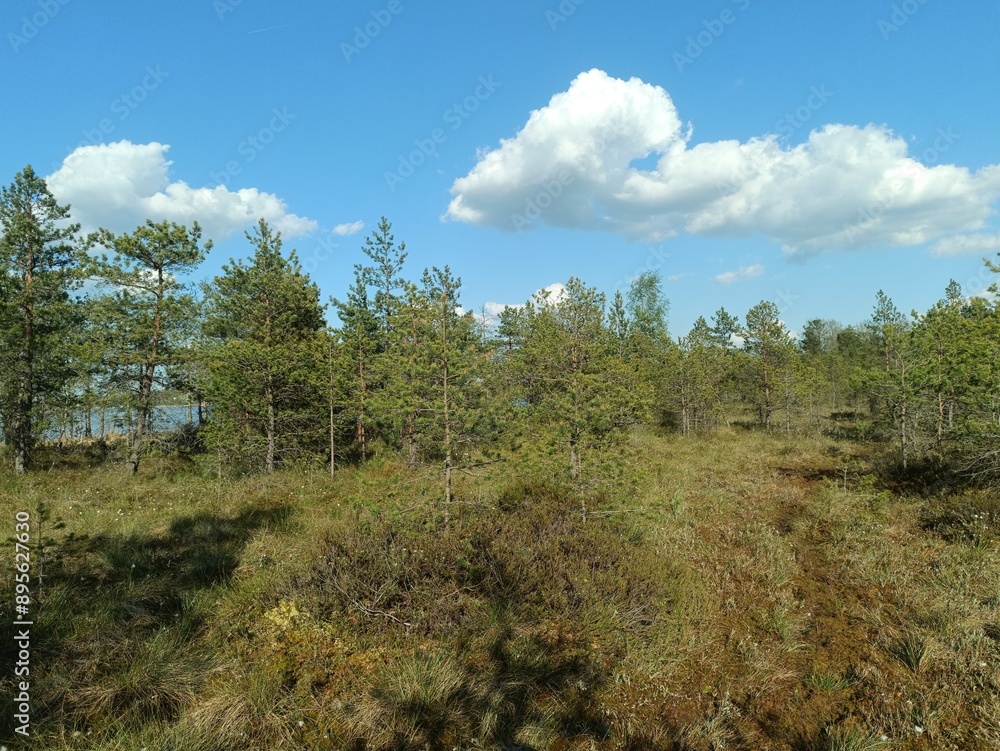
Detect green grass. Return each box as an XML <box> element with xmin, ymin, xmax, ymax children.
<box><xmin>889</xmin><ymin>631</ymin><xmax>929</xmax><ymax>674</ymax></box>
<box><xmin>1</xmin><ymin>429</ymin><xmax>999</xmax><ymax>749</ymax></box>
<box><xmin>820</xmin><ymin>725</ymin><xmax>891</xmax><ymax>751</ymax></box>
<box><xmin>808</xmin><ymin>671</ymin><xmax>853</xmax><ymax>691</ymax></box>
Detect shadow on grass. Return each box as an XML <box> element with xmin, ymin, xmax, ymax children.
<box><xmin>0</xmin><ymin>503</ymin><xmax>292</xmax><ymax>742</ymax></box>
<box><xmin>315</xmin><ymin>492</ymin><xmax>679</xmax><ymax>749</ymax></box>
<box><xmin>345</xmin><ymin>606</ymin><xmax>612</xmax><ymax>750</ymax></box>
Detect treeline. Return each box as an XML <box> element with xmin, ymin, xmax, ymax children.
<box><xmin>2</xmin><ymin>165</ymin><xmax>999</xmax><ymax>487</ymax></box>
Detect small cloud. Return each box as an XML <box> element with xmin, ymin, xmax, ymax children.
<box><xmin>666</xmin><ymin>273</ymin><xmax>689</xmax><ymax>282</ymax></box>
<box><xmin>534</xmin><ymin>282</ymin><xmax>568</xmax><ymax>305</ymax></box>
<box><xmin>477</xmin><ymin>282</ymin><xmax>568</xmax><ymax>327</ymax></box>
<box><xmin>333</xmin><ymin>221</ymin><xmax>365</xmax><ymax>236</ymax></box>
<box><xmin>468</xmin><ymin>301</ymin><xmax>512</xmax><ymax>327</ymax></box>
<box><xmin>715</xmin><ymin>264</ymin><xmax>764</xmax><ymax>284</ymax></box>
<box><xmin>46</xmin><ymin>140</ymin><xmax>316</xmax><ymax>241</ymax></box>
<box><xmin>931</xmin><ymin>231</ymin><xmax>1000</xmax><ymax>257</ymax></box>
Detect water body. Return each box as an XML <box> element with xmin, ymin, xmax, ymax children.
<box><xmin>44</xmin><ymin>405</ymin><xmax>202</xmax><ymax>439</ymax></box>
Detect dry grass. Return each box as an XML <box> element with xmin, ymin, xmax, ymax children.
<box><xmin>1</xmin><ymin>430</ymin><xmax>998</xmax><ymax>749</ymax></box>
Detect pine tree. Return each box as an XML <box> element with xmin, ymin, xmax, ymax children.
<box><xmin>608</xmin><ymin>290</ymin><xmax>630</xmax><ymax>361</ymax></box>
<box><xmin>331</xmin><ymin>271</ymin><xmax>380</xmax><ymax>462</ymax></box>
<box><xmin>87</xmin><ymin>220</ymin><xmax>210</xmax><ymax>473</ymax></box>
<box><xmin>742</xmin><ymin>301</ymin><xmax>794</xmax><ymax>430</ymax></box>
<box><xmin>0</xmin><ymin>166</ymin><xmax>82</xmax><ymax>473</ymax></box>
<box><xmin>711</xmin><ymin>307</ymin><xmax>740</xmax><ymax>354</ymax></box>
<box><xmin>419</xmin><ymin>266</ymin><xmax>482</xmax><ymax>510</ymax></box>
<box><xmin>345</xmin><ymin>218</ymin><xmax>410</xmax><ymax>457</ymax></box>
<box><xmin>669</xmin><ymin>317</ymin><xmax>721</xmax><ymax>434</ymax></box>
<box><xmin>626</xmin><ymin>271</ymin><xmax>669</xmax><ymax>345</ymax></box>
<box><xmin>387</xmin><ymin>281</ymin><xmax>434</xmax><ymax>468</ymax></box>
<box><xmin>866</xmin><ymin>291</ymin><xmax>921</xmax><ymax>469</ymax></box>
<box><xmin>360</xmin><ymin>216</ymin><xmax>407</xmax><ymax>350</ymax></box>
<box><xmin>203</xmin><ymin>219</ymin><xmax>326</xmax><ymax>473</ymax></box>
<box><xmin>911</xmin><ymin>281</ymin><xmax>998</xmax><ymax>459</ymax></box>
<box><xmin>509</xmin><ymin>278</ymin><xmax>640</xmax><ymax>488</ymax></box>
<box><xmin>709</xmin><ymin>306</ymin><xmax>742</xmax><ymax>422</ymax></box>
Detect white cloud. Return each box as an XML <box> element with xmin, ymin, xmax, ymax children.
<box><xmin>463</xmin><ymin>301</ymin><xmax>511</xmax><ymax>328</ymax></box>
<box><xmin>931</xmin><ymin>232</ymin><xmax>1000</xmax><ymax>257</ymax></box>
<box><xmin>46</xmin><ymin>141</ymin><xmax>317</xmax><ymax>241</ymax></box>
<box><xmin>476</xmin><ymin>282</ymin><xmax>568</xmax><ymax>327</ymax></box>
<box><xmin>333</xmin><ymin>221</ymin><xmax>364</xmax><ymax>236</ymax></box>
<box><xmin>715</xmin><ymin>264</ymin><xmax>764</xmax><ymax>284</ymax></box>
<box><xmin>534</xmin><ymin>282</ymin><xmax>568</xmax><ymax>305</ymax></box>
<box><xmin>446</xmin><ymin>69</ymin><xmax>1000</xmax><ymax>256</ymax></box>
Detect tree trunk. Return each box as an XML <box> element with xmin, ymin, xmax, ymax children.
<box><xmin>329</xmin><ymin>344</ymin><xmax>336</xmax><ymax>479</ymax></box>
<box><xmin>130</xmin><ymin>270</ymin><xmax>164</xmax><ymax>475</ymax></box>
<box><xmin>406</xmin><ymin>413</ymin><xmax>418</xmax><ymax>469</ymax></box>
<box><xmin>936</xmin><ymin>391</ymin><xmax>944</xmax><ymax>449</ymax></box>
<box><xmin>680</xmin><ymin>381</ymin><xmax>690</xmax><ymax>435</ymax></box>
<box><xmin>13</xmin><ymin>363</ymin><xmax>32</xmax><ymax>475</ymax></box>
<box><xmin>129</xmin><ymin>360</ymin><xmax>156</xmax><ymax>474</ymax></box>
<box><xmin>900</xmin><ymin>401</ymin><xmax>907</xmax><ymax>471</ymax></box>
<box><xmin>265</xmin><ymin>375</ymin><xmax>276</xmax><ymax>473</ymax></box>
<box><xmin>357</xmin><ymin>354</ymin><xmax>367</xmax><ymax>462</ymax></box>
<box><xmin>442</xmin><ymin>305</ymin><xmax>452</xmax><ymax>519</ymax></box>
<box><xmin>569</xmin><ymin>438</ymin><xmax>582</xmax><ymax>478</ymax></box>
<box><xmin>12</xmin><ymin>256</ymin><xmax>36</xmax><ymax>475</ymax></box>
<box><xmin>762</xmin><ymin>359</ymin><xmax>772</xmax><ymax>431</ymax></box>
<box><xmin>900</xmin><ymin>362</ymin><xmax>908</xmax><ymax>471</ymax></box>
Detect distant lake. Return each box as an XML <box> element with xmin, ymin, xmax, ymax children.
<box><xmin>44</xmin><ymin>405</ymin><xmax>202</xmax><ymax>439</ymax></box>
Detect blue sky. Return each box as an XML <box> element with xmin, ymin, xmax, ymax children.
<box><xmin>3</xmin><ymin>0</ymin><xmax>999</xmax><ymax>336</ymax></box>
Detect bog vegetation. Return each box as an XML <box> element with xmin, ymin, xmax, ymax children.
<box><xmin>1</xmin><ymin>165</ymin><xmax>999</xmax><ymax>749</ymax></box>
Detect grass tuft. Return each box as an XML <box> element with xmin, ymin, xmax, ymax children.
<box><xmin>890</xmin><ymin>631</ymin><xmax>929</xmax><ymax>674</ymax></box>
<box><xmin>820</xmin><ymin>725</ymin><xmax>891</xmax><ymax>751</ymax></box>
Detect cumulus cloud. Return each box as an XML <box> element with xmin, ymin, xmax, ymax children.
<box><xmin>715</xmin><ymin>264</ymin><xmax>764</xmax><ymax>284</ymax></box>
<box><xmin>46</xmin><ymin>141</ymin><xmax>317</xmax><ymax>240</ymax></box>
<box><xmin>931</xmin><ymin>232</ymin><xmax>1000</xmax><ymax>257</ymax></box>
<box><xmin>333</xmin><ymin>221</ymin><xmax>365</xmax><ymax>236</ymax></box>
<box><xmin>534</xmin><ymin>282</ymin><xmax>568</xmax><ymax>304</ymax></box>
<box><xmin>475</xmin><ymin>283</ymin><xmax>568</xmax><ymax>327</ymax></box>
<box><xmin>446</xmin><ymin>69</ymin><xmax>1000</xmax><ymax>256</ymax></box>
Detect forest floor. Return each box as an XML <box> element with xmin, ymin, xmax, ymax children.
<box><xmin>1</xmin><ymin>428</ymin><xmax>999</xmax><ymax>750</ymax></box>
